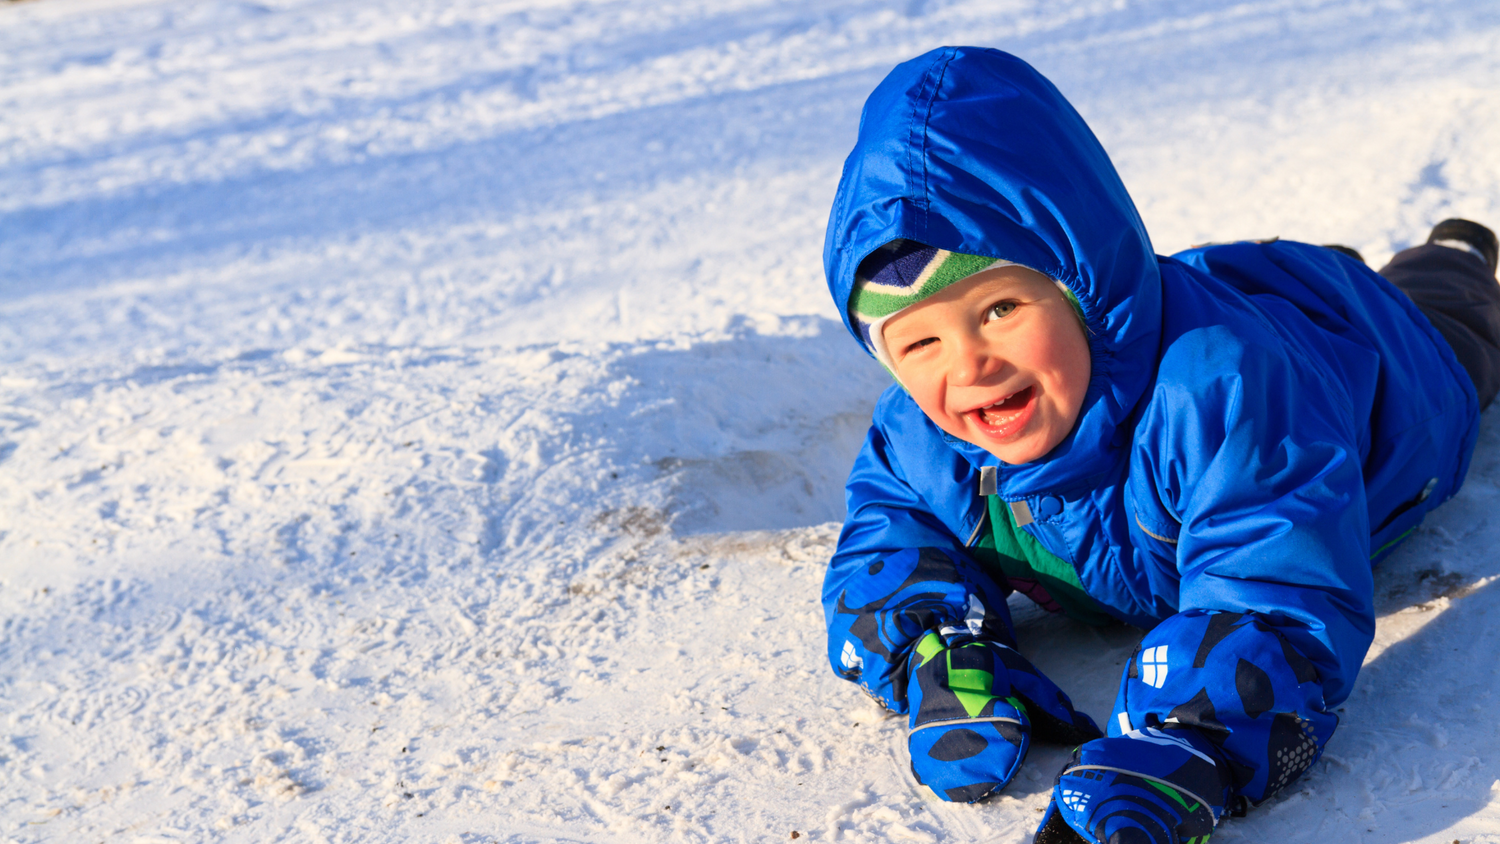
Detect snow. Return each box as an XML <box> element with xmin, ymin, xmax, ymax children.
<box><xmin>4</xmin><ymin>0</ymin><xmax>1500</xmax><ymax>841</ymax></box>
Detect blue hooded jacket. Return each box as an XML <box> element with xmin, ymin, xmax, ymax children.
<box><xmin>822</xmin><ymin>47</ymin><xmax>1478</xmax><ymax>803</ymax></box>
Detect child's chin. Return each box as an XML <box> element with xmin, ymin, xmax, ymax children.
<box><xmin>974</xmin><ymin>431</ymin><xmax>1061</xmax><ymax>465</ymax></box>
<box><xmin>938</xmin><ymin>415</ymin><xmax>1055</xmax><ymax>464</ymax></box>
<box><xmin>985</xmin><ymin>446</ymin><xmax>1040</xmax><ymax>465</ymax></box>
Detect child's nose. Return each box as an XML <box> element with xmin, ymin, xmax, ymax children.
<box><xmin>950</xmin><ymin>336</ymin><xmax>1002</xmax><ymax>385</ymax></box>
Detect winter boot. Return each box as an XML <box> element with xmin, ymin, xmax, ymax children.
<box><xmin>1321</xmin><ymin>244</ymin><xmax>1365</xmax><ymax>264</ymax></box>
<box><xmin>1428</xmin><ymin>218</ymin><xmax>1498</xmax><ymax>275</ymax></box>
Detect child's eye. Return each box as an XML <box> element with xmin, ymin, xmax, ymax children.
<box><xmin>987</xmin><ymin>302</ymin><xmax>1017</xmax><ymax>320</ymax></box>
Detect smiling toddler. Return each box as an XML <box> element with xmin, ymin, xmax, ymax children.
<box><xmin>821</xmin><ymin>47</ymin><xmax>1500</xmax><ymax>844</ymax></box>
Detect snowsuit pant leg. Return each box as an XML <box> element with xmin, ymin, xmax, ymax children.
<box><xmin>1379</xmin><ymin>243</ymin><xmax>1500</xmax><ymax>409</ymax></box>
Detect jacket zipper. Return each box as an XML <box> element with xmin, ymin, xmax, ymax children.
<box><xmin>967</xmin><ymin>466</ymin><xmax>999</xmax><ymax>546</ymax></box>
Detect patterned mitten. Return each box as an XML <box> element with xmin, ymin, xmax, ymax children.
<box><xmin>907</xmin><ymin>632</ymin><xmax>1101</xmax><ymax>803</ymax></box>
<box><xmin>1033</xmin><ymin>727</ymin><xmax>1233</xmax><ymax>844</ymax></box>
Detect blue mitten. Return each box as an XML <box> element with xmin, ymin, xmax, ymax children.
<box><xmin>907</xmin><ymin>631</ymin><xmax>1101</xmax><ymax>803</ymax></box>
<box><xmin>1033</xmin><ymin>728</ymin><xmax>1233</xmax><ymax>844</ymax></box>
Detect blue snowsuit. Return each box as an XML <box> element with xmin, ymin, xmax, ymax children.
<box><xmin>821</xmin><ymin>47</ymin><xmax>1479</xmax><ymax>824</ymax></box>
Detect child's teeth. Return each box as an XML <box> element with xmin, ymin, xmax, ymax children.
<box><xmin>981</xmin><ymin>405</ymin><xmax>1018</xmax><ymax>424</ymax></box>
<box><xmin>978</xmin><ymin>390</ymin><xmax>1027</xmax><ymax>426</ymax></box>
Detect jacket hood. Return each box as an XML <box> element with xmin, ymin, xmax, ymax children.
<box><xmin>824</xmin><ymin>47</ymin><xmax>1162</xmax><ymax>493</ymax></box>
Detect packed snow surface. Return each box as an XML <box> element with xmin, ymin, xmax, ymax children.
<box><xmin>4</xmin><ymin>0</ymin><xmax>1500</xmax><ymax>841</ymax></box>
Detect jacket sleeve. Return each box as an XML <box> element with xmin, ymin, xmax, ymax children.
<box><xmin>822</xmin><ymin>417</ymin><xmax>1017</xmax><ymax>713</ymax></box>
<box><xmin>1115</xmin><ymin>332</ymin><xmax>1372</xmax><ymax>803</ymax></box>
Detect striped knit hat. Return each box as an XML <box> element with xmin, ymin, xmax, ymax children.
<box><xmin>850</xmin><ymin>239</ymin><xmax>1014</xmax><ymax>372</ymax></box>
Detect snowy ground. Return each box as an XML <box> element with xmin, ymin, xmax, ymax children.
<box><xmin>4</xmin><ymin>0</ymin><xmax>1500</xmax><ymax>841</ymax></box>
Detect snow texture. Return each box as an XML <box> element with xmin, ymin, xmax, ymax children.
<box><xmin>3</xmin><ymin>0</ymin><xmax>1500</xmax><ymax>841</ymax></box>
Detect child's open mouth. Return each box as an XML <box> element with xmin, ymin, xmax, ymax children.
<box><xmin>972</xmin><ymin>386</ymin><xmax>1035</xmax><ymax>439</ymax></box>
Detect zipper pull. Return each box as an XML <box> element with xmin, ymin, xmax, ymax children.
<box><xmin>979</xmin><ymin>466</ymin><xmax>997</xmax><ymax>497</ymax></box>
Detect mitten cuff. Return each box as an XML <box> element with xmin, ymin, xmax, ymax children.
<box><xmin>1111</xmin><ymin>610</ymin><xmax>1337</xmax><ymax>803</ymax></box>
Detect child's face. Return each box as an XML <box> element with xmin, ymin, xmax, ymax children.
<box><xmin>882</xmin><ymin>266</ymin><xmax>1091</xmax><ymax>465</ymax></box>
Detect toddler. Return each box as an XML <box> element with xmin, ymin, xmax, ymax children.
<box><xmin>821</xmin><ymin>47</ymin><xmax>1500</xmax><ymax>844</ymax></box>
